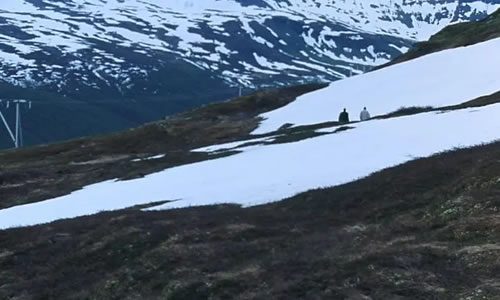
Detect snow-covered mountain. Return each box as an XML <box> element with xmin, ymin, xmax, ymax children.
<box><xmin>2</xmin><ymin>34</ymin><xmax>500</xmax><ymax>229</ymax></box>
<box><xmin>1</xmin><ymin>0</ymin><xmax>499</xmax><ymax>95</ymax></box>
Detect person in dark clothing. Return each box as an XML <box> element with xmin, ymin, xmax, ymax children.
<box><xmin>338</xmin><ymin>108</ymin><xmax>349</xmax><ymax>124</ymax></box>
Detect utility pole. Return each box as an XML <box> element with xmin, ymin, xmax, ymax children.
<box><xmin>0</xmin><ymin>103</ymin><xmax>15</xmax><ymax>147</ymax></box>
<box><xmin>15</xmin><ymin>101</ymin><xmax>20</xmax><ymax>147</ymax></box>
<box><xmin>0</xmin><ymin>99</ymin><xmax>31</xmax><ymax>148</ymax></box>
<box><xmin>238</xmin><ymin>86</ymin><xmax>243</xmax><ymax>97</ymax></box>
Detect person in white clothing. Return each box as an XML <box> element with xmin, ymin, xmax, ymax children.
<box><xmin>360</xmin><ymin>107</ymin><xmax>370</xmax><ymax>121</ymax></box>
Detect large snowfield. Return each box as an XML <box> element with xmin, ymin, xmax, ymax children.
<box><xmin>1</xmin><ymin>37</ymin><xmax>500</xmax><ymax>229</ymax></box>
<box><xmin>253</xmin><ymin>37</ymin><xmax>500</xmax><ymax>134</ymax></box>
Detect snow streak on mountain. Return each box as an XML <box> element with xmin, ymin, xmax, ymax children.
<box><xmin>0</xmin><ymin>0</ymin><xmax>499</xmax><ymax>95</ymax></box>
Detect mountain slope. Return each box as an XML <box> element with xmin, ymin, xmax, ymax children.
<box><xmin>1</xmin><ymin>0</ymin><xmax>500</xmax><ymax>148</ymax></box>
<box><xmin>3</xmin><ymin>102</ymin><xmax>500</xmax><ymax>229</ymax></box>
<box><xmin>2</xmin><ymin>9</ymin><xmax>500</xmax><ymax>299</ymax></box>
<box><xmin>2</xmin><ymin>0</ymin><xmax>499</xmax><ymax>90</ymax></box>
<box><xmin>2</xmin><ymin>33</ymin><xmax>500</xmax><ymax>228</ymax></box>
<box><xmin>0</xmin><ymin>84</ymin><xmax>327</xmax><ymax>210</ymax></box>
<box><xmin>385</xmin><ymin>6</ymin><xmax>500</xmax><ymax>66</ymax></box>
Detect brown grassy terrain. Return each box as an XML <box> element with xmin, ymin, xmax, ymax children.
<box><xmin>376</xmin><ymin>90</ymin><xmax>500</xmax><ymax>120</ymax></box>
<box><xmin>1</xmin><ymin>141</ymin><xmax>500</xmax><ymax>299</ymax></box>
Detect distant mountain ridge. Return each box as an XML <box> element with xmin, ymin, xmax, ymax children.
<box><xmin>0</xmin><ymin>0</ymin><xmax>499</xmax><ymax>148</ymax></box>
<box><xmin>1</xmin><ymin>0</ymin><xmax>499</xmax><ymax>92</ymax></box>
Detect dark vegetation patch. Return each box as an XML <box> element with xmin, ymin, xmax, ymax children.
<box><xmin>452</xmin><ymin>90</ymin><xmax>500</xmax><ymax>109</ymax></box>
<box><xmin>381</xmin><ymin>106</ymin><xmax>434</xmax><ymax>119</ymax></box>
<box><xmin>379</xmin><ymin>8</ymin><xmax>500</xmax><ymax>68</ymax></box>
<box><xmin>1</xmin><ymin>141</ymin><xmax>500</xmax><ymax>299</ymax></box>
<box><xmin>377</xmin><ymin>91</ymin><xmax>500</xmax><ymax>120</ymax></box>
<box><xmin>333</xmin><ymin>125</ymin><xmax>354</xmax><ymax>133</ymax></box>
<box><xmin>264</xmin><ymin>129</ymin><xmax>327</xmax><ymax>145</ymax></box>
<box><xmin>263</xmin><ymin>124</ymin><xmax>354</xmax><ymax>145</ymax></box>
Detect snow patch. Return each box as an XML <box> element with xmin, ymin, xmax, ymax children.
<box><xmin>2</xmin><ymin>104</ymin><xmax>500</xmax><ymax>229</ymax></box>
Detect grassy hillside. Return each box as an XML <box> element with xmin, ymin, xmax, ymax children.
<box><xmin>380</xmin><ymin>8</ymin><xmax>500</xmax><ymax>68</ymax></box>
<box><xmin>0</xmin><ymin>83</ymin><xmax>327</xmax><ymax>209</ymax></box>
